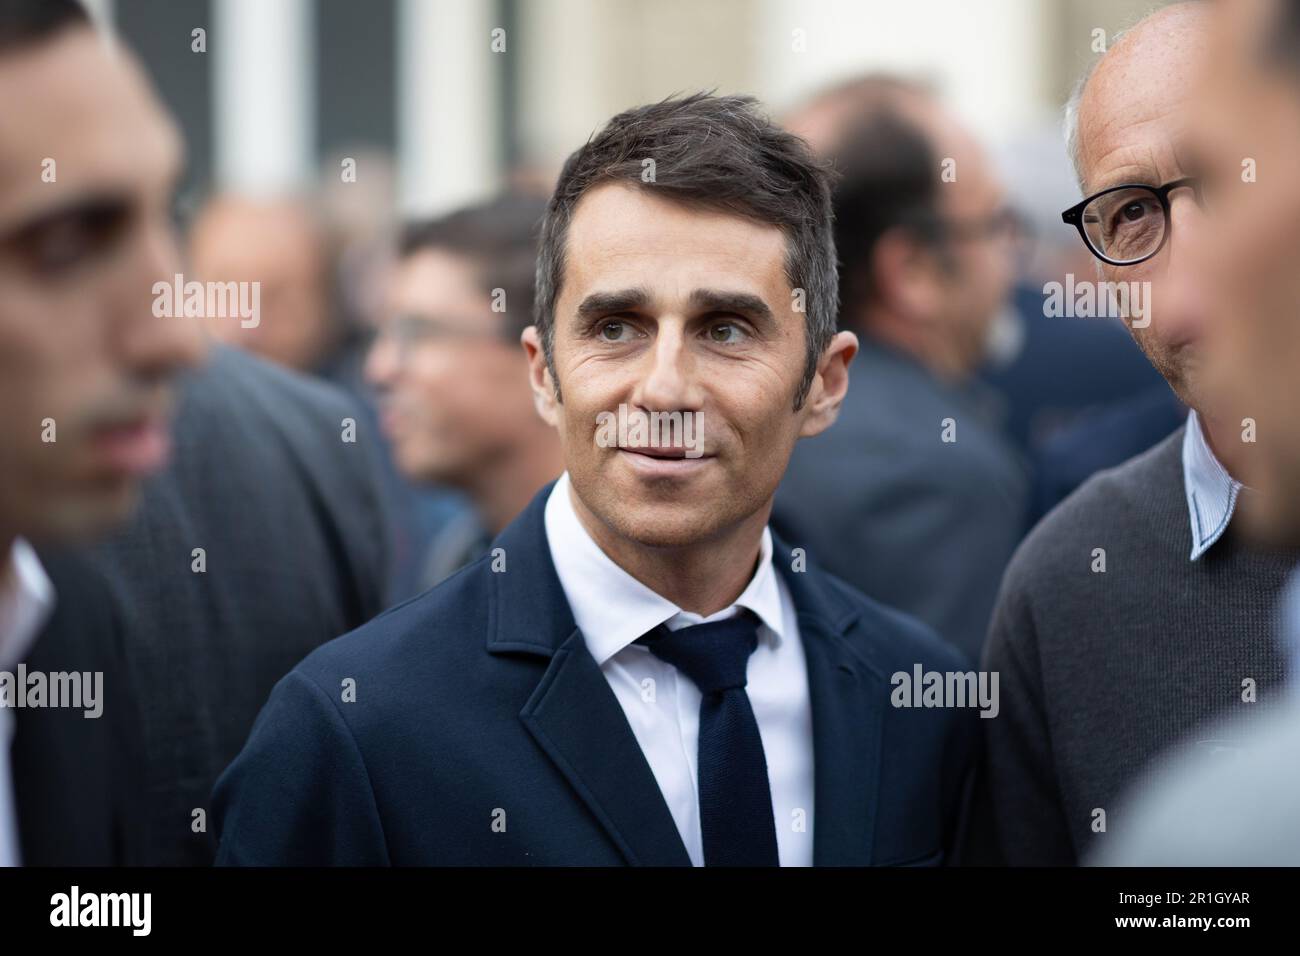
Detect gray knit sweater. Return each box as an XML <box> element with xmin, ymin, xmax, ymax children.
<box><xmin>980</xmin><ymin>426</ymin><xmax>1295</xmax><ymax>864</ymax></box>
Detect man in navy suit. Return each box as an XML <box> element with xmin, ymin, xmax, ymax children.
<box><xmin>212</xmin><ymin>92</ymin><xmax>979</xmax><ymax>866</ymax></box>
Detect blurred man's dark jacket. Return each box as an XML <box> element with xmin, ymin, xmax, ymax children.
<box><xmin>17</xmin><ymin>344</ymin><xmax>391</xmax><ymax>865</ymax></box>
<box><xmin>12</xmin><ymin>549</ymin><xmax>146</xmax><ymax>866</ymax></box>
<box><xmin>774</xmin><ymin>340</ymin><xmax>1028</xmax><ymax>661</ymax></box>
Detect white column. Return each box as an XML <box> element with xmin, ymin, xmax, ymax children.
<box><xmin>398</xmin><ymin>0</ymin><xmax>500</xmax><ymax>218</ymax></box>
<box><xmin>212</xmin><ymin>0</ymin><xmax>315</xmax><ymax>196</ymax></box>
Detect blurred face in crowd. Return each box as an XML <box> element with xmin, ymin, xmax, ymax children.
<box><xmin>789</xmin><ymin>86</ymin><xmax>1015</xmax><ymax>376</ymax></box>
<box><xmin>1194</xmin><ymin>0</ymin><xmax>1300</xmax><ymax>542</ymax></box>
<box><xmin>367</xmin><ymin>247</ymin><xmax>538</xmax><ymax>487</ymax></box>
<box><xmin>0</xmin><ymin>27</ymin><xmax>203</xmax><ymax>546</ymax></box>
<box><xmin>924</xmin><ymin>109</ymin><xmax>1017</xmax><ymax>370</ymax></box>
<box><xmin>1075</xmin><ymin>3</ymin><xmax>1212</xmax><ymax>409</ymax></box>
<box><xmin>189</xmin><ymin>198</ymin><xmax>332</xmax><ymax>372</ymax></box>
<box><xmin>523</xmin><ymin>182</ymin><xmax>855</xmax><ymax>551</ymax></box>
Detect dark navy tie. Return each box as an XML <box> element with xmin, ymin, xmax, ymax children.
<box><xmin>638</xmin><ymin>611</ymin><xmax>780</xmax><ymax>867</ymax></box>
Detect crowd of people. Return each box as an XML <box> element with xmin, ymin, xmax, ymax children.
<box><xmin>1</xmin><ymin>0</ymin><xmax>1297</xmax><ymax>867</ymax></box>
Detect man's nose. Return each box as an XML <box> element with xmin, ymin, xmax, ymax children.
<box><xmin>632</xmin><ymin>324</ymin><xmax>704</xmax><ymax>412</ymax></box>
<box><xmin>116</xmin><ymin>219</ymin><xmax>206</xmax><ymax>381</ymax></box>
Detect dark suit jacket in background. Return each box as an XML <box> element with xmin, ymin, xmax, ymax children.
<box><xmin>20</xmin><ymin>345</ymin><xmax>392</xmax><ymax>865</ymax></box>
<box><xmin>212</xmin><ymin>483</ymin><xmax>979</xmax><ymax>866</ymax></box>
<box><xmin>978</xmin><ymin>283</ymin><xmax>1166</xmax><ymax>457</ymax></box>
<box><xmin>1029</xmin><ymin>384</ymin><xmax>1185</xmax><ymax>523</ymax></box>
<box><xmin>773</xmin><ymin>340</ymin><xmax>1028</xmax><ymax>661</ymax></box>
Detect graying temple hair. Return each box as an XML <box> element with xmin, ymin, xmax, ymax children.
<box><xmin>1064</xmin><ymin>2</ymin><xmax>1210</xmax><ymax>192</ymax></box>
<box><xmin>1062</xmin><ymin>26</ymin><xmax>1130</xmax><ymax>193</ymax></box>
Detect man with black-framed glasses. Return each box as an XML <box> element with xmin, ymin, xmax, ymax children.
<box><xmin>1092</xmin><ymin>0</ymin><xmax>1300</xmax><ymax>867</ymax></box>
<box><xmin>979</xmin><ymin>1</ymin><xmax>1298</xmax><ymax>866</ymax></box>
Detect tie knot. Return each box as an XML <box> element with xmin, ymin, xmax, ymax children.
<box><xmin>638</xmin><ymin>611</ymin><xmax>761</xmax><ymax>696</ymax></box>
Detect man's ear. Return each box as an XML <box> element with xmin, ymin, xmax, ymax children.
<box><xmin>521</xmin><ymin>325</ymin><xmax>561</xmax><ymax>427</ymax></box>
<box><xmin>798</xmin><ymin>330</ymin><xmax>858</xmax><ymax>439</ymax></box>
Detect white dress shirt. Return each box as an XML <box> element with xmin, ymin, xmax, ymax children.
<box><xmin>543</xmin><ymin>472</ymin><xmax>815</xmax><ymax>866</ymax></box>
<box><xmin>0</xmin><ymin>538</ymin><xmax>55</xmax><ymax>867</ymax></box>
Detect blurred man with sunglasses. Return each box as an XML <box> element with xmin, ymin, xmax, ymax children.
<box><xmin>980</xmin><ymin>1</ymin><xmax>1298</xmax><ymax>865</ymax></box>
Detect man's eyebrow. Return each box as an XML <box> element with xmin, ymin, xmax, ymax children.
<box><xmin>575</xmin><ymin>287</ymin><xmax>653</xmax><ymax>319</ymax></box>
<box><xmin>1088</xmin><ymin>159</ymin><xmax>1164</xmax><ymax>195</ymax></box>
<box><xmin>0</xmin><ymin>190</ymin><xmax>132</xmax><ymax>241</ymax></box>
<box><xmin>689</xmin><ymin>288</ymin><xmax>774</xmax><ymax>323</ymax></box>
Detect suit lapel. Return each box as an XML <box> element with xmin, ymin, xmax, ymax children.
<box><xmin>519</xmin><ymin>631</ymin><xmax>692</xmax><ymax>866</ymax></box>
<box><xmin>487</xmin><ymin>484</ymin><xmax>691</xmax><ymax>866</ymax></box>
<box><xmin>775</xmin><ymin>536</ymin><xmax>885</xmax><ymax>865</ymax></box>
<box><xmin>486</xmin><ymin>489</ymin><xmax>886</xmax><ymax>867</ymax></box>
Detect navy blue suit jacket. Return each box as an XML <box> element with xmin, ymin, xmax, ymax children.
<box><xmin>212</xmin><ymin>484</ymin><xmax>979</xmax><ymax>866</ymax></box>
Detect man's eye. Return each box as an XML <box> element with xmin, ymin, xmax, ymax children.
<box><xmin>1120</xmin><ymin>202</ymin><xmax>1148</xmax><ymax>222</ymax></box>
<box><xmin>599</xmin><ymin>320</ymin><xmax>632</xmax><ymax>342</ymax></box>
<box><xmin>707</xmin><ymin>321</ymin><xmax>745</xmax><ymax>344</ymax></box>
<box><xmin>30</xmin><ymin>222</ymin><xmax>97</xmax><ymax>271</ymax></box>
<box><xmin>23</xmin><ymin>204</ymin><xmax>129</xmax><ymax>273</ymax></box>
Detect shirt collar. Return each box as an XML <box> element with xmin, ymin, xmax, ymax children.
<box><xmin>0</xmin><ymin>538</ymin><xmax>55</xmax><ymax>669</ymax></box>
<box><xmin>1183</xmin><ymin>409</ymin><xmax>1244</xmax><ymax>561</ymax></box>
<box><xmin>543</xmin><ymin>472</ymin><xmax>786</xmax><ymax>667</ymax></box>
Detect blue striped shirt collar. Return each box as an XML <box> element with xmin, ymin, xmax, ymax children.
<box><xmin>1182</xmin><ymin>409</ymin><xmax>1244</xmax><ymax>561</ymax></box>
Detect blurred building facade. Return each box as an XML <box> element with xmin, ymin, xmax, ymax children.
<box><xmin>91</xmin><ymin>0</ymin><xmax>1171</xmax><ymax>218</ymax></box>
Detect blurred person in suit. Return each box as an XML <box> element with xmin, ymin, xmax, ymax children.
<box><xmin>213</xmin><ymin>92</ymin><xmax>978</xmax><ymax>867</ymax></box>
<box><xmin>0</xmin><ymin>0</ymin><xmax>204</xmax><ymax>864</ymax></box>
<box><xmin>775</xmin><ymin>75</ymin><xmax>1028</xmax><ymax>661</ymax></box>
<box><xmin>1096</xmin><ymin>0</ymin><xmax>1300</xmax><ymax>866</ymax></box>
<box><xmin>39</xmin><ymin>341</ymin><xmax>393</xmax><ymax>866</ymax></box>
<box><xmin>981</xmin><ymin>1</ymin><xmax>1297</xmax><ymax>866</ymax></box>
<box><xmin>3</xmin><ymin>1</ymin><xmax>393</xmax><ymax>865</ymax></box>
<box><xmin>366</xmin><ymin>193</ymin><xmax>562</xmax><ymax>589</ymax></box>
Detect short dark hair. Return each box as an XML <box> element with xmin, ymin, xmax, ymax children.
<box><xmin>534</xmin><ymin>92</ymin><xmax>838</xmax><ymax>409</ymax></box>
<box><xmin>821</xmin><ymin>77</ymin><xmax>948</xmax><ymax>322</ymax></box>
<box><xmin>399</xmin><ymin>192</ymin><xmax>547</xmax><ymax>341</ymax></box>
<box><xmin>0</xmin><ymin>0</ymin><xmax>89</xmax><ymax>56</ymax></box>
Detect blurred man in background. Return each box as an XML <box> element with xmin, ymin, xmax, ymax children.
<box><xmin>775</xmin><ymin>75</ymin><xmax>1028</xmax><ymax>661</ymax></box>
<box><xmin>366</xmin><ymin>193</ymin><xmax>562</xmax><ymax>589</ymax></box>
<box><xmin>189</xmin><ymin>195</ymin><xmax>340</xmax><ymax>375</ymax></box>
<box><xmin>0</xmin><ymin>0</ymin><xmax>203</xmax><ymax>864</ymax></box>
<box><xmin>982</xmin><ymin>1</ymin><xmax>1296</xmax><ymax>866</ymax></box>
<box><xmin>1097</xmin><ymin>0</ymin><xmax>1300</xmax><ymax>866</ymax></box>
<box><xmin>3</xmin><ymin>0</ymin><xmax>393</xmax><ymax>866</ymax></box>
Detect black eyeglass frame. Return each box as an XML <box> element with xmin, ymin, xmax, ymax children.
<box><xmin>1061</xmin><ymin>176</ymin><xmax>1201</xmax><ymax>266</ymax></box>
